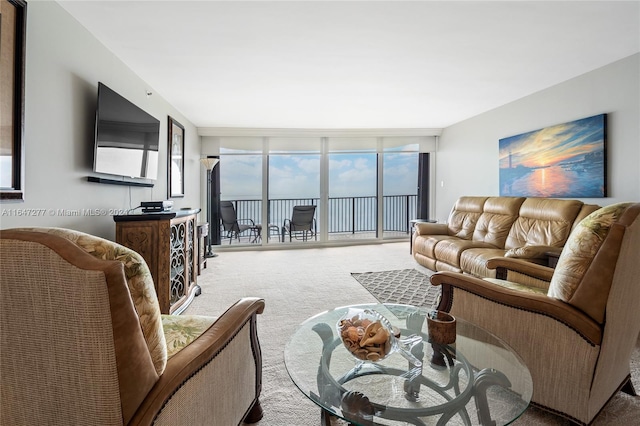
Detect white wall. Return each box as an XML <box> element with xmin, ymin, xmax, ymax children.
<box><xmin>434</xmin><ymin>53</ymin><xmax>640</xmax><ymax>222</ymax></box>
<box><xmin>0</xmin><ymin>1</ymin><xmax>202</xmax><ymax>239</ymax></box>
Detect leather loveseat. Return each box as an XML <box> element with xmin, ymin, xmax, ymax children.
<box><xmin>412</xmin><ymin>196</ymin><xmax>599</xmax><ymax>278</ymax></box>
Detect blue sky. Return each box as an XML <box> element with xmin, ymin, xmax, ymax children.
<box><xmin>220</xmin><ymin>151</ymin><xmax>418</xmax><ymax>200</ymax></box>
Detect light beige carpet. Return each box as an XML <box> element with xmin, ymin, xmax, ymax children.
<box><xmin>184</xmin><ymin>242</ymin><xmax>640</xmax><ymax>425</ymax></box>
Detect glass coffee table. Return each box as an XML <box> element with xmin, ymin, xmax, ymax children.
<box><xmin>284</xmin><ymin>304</ymin><xmax>532</xmax><ymax>425</ymax></box>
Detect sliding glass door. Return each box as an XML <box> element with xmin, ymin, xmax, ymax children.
<box><xmin>219</xmin><ymin>138</ymin><xmax>262</xmax><ymax>245</ymax></box>
<box><xmin>268</xmin><ymin>137</ymin><xmax>321</xmax><ymax>243</ymax></box>
<box><xmin>328</xmin><ymin>138</ymin><xmax>378</xmax><ymax>241</ymax></box>
<box><xmin>214</xmin><ymin>134</ymin><xmax>428</xmax><ymax>246</ymax></box>
<box><xmin>383</xmin><ymin>143</ymin><xmax>419</xmax><ymax>239</ymax></box>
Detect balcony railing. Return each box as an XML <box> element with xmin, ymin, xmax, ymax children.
<box><xmin>226</xmin><ymin>195</ymin><xmax>417</xmax><ymax>242</ymax></box>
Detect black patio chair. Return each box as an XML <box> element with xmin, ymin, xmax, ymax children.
<box><xmin>220</xmin><ymin>201</ymin><xmax>261</xmax><ymax>244</ymax></box>
<box><xmin>282</xmin><ymin>205</ymin><xmax>317</xmax><ymax>242</ymax></box>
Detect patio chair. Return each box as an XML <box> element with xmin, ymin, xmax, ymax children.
<box><xmin>282</xmin><ymin>205</ymin><xmax>317</xmax><ymax>242</ymax></box>
<box><xmin>220</xmin><ymin>201</ymin><xmax>261</xmax><ymax>244</ymax></box>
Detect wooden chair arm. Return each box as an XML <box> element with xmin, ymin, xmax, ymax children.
<box><xmin>430</xmin><ymin>272</ymin><xmax>601</xmax><ymax>345</ymax></box>
<box><xmin>486</xmin><ymin>257</ymin><xmax>555</xmax><ymax>281</ymax></box>
<box><xmin>129</xmin><ymin>297</ymin><xmax>266</xmax><ymax>425</ymax></box>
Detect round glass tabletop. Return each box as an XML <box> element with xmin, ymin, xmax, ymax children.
<box><xmin>284</xmin><ymin>303</ymin><xmax>533</xmax><ymax>426</ymax></box>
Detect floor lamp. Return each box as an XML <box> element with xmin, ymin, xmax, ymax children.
<box><xmin>200</xmin><ymin>156</ymin><xmax>219</xmax><ymax>258</ymax></box>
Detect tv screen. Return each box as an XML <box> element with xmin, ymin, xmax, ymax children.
<box><xmin>93</xmin><ymin>82</ymin><xmax>160</xmax><ymax>180</ymax></box>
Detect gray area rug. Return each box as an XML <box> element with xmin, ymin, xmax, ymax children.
<box><xmin>351</xmin><ymin>268</ymin><xmax>439</xmax><ymax>309</ymax></box>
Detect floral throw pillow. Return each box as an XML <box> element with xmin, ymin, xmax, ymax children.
<box><xmin>547</xmin><ymin>203</ymin><xmax>631</xmax><ymax>302</ymax></box>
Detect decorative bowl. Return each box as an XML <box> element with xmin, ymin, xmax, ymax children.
<box><xmin>336</xmin><ymin>308</ymin><xmax>423</xmax><ymax>366</ymax></box>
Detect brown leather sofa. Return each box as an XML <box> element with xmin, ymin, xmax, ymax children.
<box><xmin>413</xmin><ymin>196</ymin><xmax>599</xmax><ymax>277</ymax></box>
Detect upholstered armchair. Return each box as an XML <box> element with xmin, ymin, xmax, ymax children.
<box><xmin>1</xmin><ymin>227</ymin><xmax>265</xmax><ymax>426</ymax></box>
<box><xmin>430</xmin><ymin>202</ymin><xmax>640</xmax><ymax>425</ymax></box>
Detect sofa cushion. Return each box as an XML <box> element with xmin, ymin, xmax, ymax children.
<box><xmin>460</xmin><ymin>248</ymin><xmax>509</xmax><ymax>278</ymax></box>
<box><xmin>505</xmin><ymin>198</ymin><xmax>583</xmax><ymax>249</ymax></box>
<box><xmin>472</xmin><ymin>197</ymin><xmax>525</xmax><ymax>248</ymax></box>
<box><xmin>547</xmin><ymin>203</ymin><xmax>632</xmax><ymax>323</ymax></box>
<box><xmin>434</xmin><ymin>239</ymin><xmax>498</xmax><ymax>269</ymax></box>
<box><xmin>483</xmin><ymin>278</ymin><xmax>548</xmax><ymax>295</ymax></box>
<box><xmin>446</xmin><ymin>196</ymin><xmax>488</xmax><ymax>239</ymax></box>
<box><xmin>162</xmin><ymin>314</ymin><xmax>217</xmax><ymax>359</ymax></box>
<box><xmin>414</xmin><ymin>234</ymin><xmax>456</xmax><ymax>258</ymax></box>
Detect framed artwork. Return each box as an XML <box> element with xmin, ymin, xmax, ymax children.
<box><xmin>168</xmin><ymin>116</ymin><xmax>185</xmax><ymax>198</ymax></box>
<box><xmin>0</xmin><ymin>0</ymin><xmax>27</xmax><ymax>201</ymax></box>
<box><xmin>499</xmin><ymin>114</ymin><xmax>606</xmax><ymax>198</ymax></box>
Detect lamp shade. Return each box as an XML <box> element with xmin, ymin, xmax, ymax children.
<box><xmin>200</xmin><ymin>157</ymin><xmax>219</xmax><ymax>170</ymax></box>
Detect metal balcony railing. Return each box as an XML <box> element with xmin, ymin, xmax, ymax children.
<box><xmin>225</xmin><ymin>195</ymin><xmax>417</xmax><ymax>242</ymax></box>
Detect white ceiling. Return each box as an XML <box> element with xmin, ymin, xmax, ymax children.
<box><xmin>57</xmin><ymin>1</ymin><xmax>640</xmax><ymax>130</ymax></box>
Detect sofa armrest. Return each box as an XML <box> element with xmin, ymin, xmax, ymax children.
<box><xmin>504</xmin><ymin>244</ymin><xmax>561</xmax><ymax>260</ymax></box>
<box><xmin>130</xmin><ymin>297</ymin><xmax>266</xmax><ymax>425</ymax></box>
<box><xmin>486</xmin><ymin>257</ymin><xmax>555</xmax><ymax>283</ymax></box>
<box><xmin>430</xmin><ymin>272</ymin><xmax>601</xmax><ymax>345</ymax></box>
<box><xmin>414</xmin><ymin>222</ymin><xmax>448</xmax><ymax>236</ymax></box>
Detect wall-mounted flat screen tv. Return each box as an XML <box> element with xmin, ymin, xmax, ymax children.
<box><xmin>93</xmin><ymin>82</ymin><xmax>160</xmax><ymax>180</ymax></box>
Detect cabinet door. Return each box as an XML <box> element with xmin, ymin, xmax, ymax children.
<box><xmin>169</xmin><ymin>216</ymin><xmax>199</xmax><ymax>314</ymax></box>
<box><xmin>169</xmin><ymin>219</ymin><xmax>189</xmax><ymax>308</ymax></box>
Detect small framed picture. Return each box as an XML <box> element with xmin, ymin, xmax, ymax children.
<box><xmin>168</xmin><ymin>116</ymin><xmax>185</xmax><ymax>198</ymax></box>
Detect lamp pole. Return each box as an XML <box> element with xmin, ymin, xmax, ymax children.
<box><xmin>200</xmin><ymin>156</ymin><xmax>220</xmax><ymax>258</ymax></box>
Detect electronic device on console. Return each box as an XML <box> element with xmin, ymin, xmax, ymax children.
<box><xmin>141</xmin><ymin>200</ymin><xmax>173</xmax><ymax>213</ymax></box>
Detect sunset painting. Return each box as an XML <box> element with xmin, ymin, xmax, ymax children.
<box><xmin>499</xmin><ymin>114</ymin><xmax>606</xmax><ymax>197</ymax></box>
